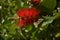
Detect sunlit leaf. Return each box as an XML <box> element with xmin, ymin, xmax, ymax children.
<box><xmin>25</xmin><ymin>24</ymin><xmax>33</xmax><ymax>32</ymax></box>
<box><xmin>41</xmin><ymin>16</ymin><xmax>54</xmax><ymax>27</ymax></box>
<box><xmin>55</xmin><ymin>33</ymin><xmax>60</xmax><ymax>37</ymax></box>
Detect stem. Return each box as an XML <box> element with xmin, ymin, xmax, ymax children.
<box><xmin>19</xmin><ymin>28</ymin><xmax>26</xmax><ymax>40</ymax></box>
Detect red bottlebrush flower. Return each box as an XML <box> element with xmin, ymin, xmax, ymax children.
<box><xmin>34</xmin><ymin>0</ymin><xmax>40</xmax><ymax>3</ymax></box>
<box><xmin>18</xmin><ymin>19</ymin><xmax>26</xmax><ymax>27</ymax></box>
<box><xmin>17</xmin><ymin>8</ymin><xmax>39</xmax><ymax>27</ymax></box>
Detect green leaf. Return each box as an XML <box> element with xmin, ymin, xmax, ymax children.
<box><xmin>18</xmin><ymin>0</ymin><xmax>29</xmax><ymax>8</ymax></box>
<box><xmin>22</xmin><ymin>0</ymin><xmax>29</xmax><ymax>8</ymax></box>
<box><xmin>42</xmin><ymin>0</ymin><xmax>56</xmax><ymax>10</ymax></box>
<box><xmin>3</xmin><ymin>20</ymin><xmax>12</xmax><ymax>26</ymax></box>
<box><xmin>8</xmin><ymin>22</ymin><xmax>17</xmax><ymax>34</ymax></box>
<box><xmin>54</xmin><ymin>12</ymin><xmax>60</xmax><ymax>19</ymax></box>
<box><xmin>41</xmin><ymin>16</ymin><xmax>54</xmax><ymax>27</ymax></box>
<box><xmin>55</xmin><ymin>33</ymin><xmax>60</xmax><ymax>37</ymax></box>
<box><xmin>31</xmin><ymin>29</ymin><xmax>38</xmax><ymax>40</ymax></box>
<box><xmin>25</xmin><ymin>25</ymin><xmax>32</xmax><ymax>32</ymax></box>
<box><xmin>39</xmin><ymin>16</ymin><xmax>54</xmax><ymax>30</ymax></box>
<box><xmin>41</xmin><ymin>24</ymin><xmax>49</xmax><ymax>30</ymax></box>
